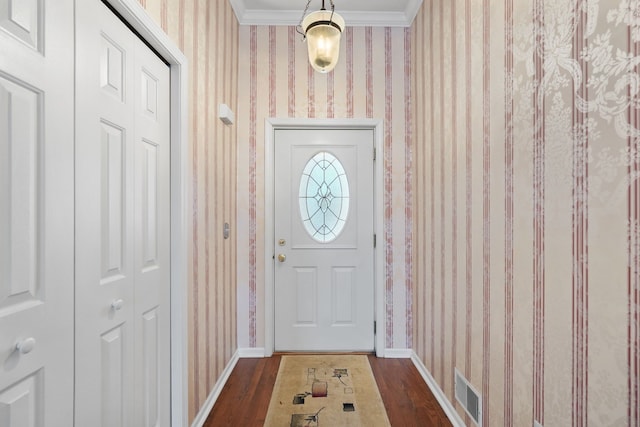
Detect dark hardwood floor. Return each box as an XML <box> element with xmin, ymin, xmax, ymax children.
<box><xmin>204</xmin><ymin>354</ymin><xmax>453</xmax><ymax>426</ymax></box>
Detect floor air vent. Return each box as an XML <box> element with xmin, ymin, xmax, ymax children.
<box><xmin>454</xmin><ymin>369</ymin><xmax>481</xmax><ymax>426</ymax></box>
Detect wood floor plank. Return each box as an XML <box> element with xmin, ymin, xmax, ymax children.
<box><xmin>203</xmin><ymin>354</ymin><xmax>453</xmax><ymax>426</ymax></box>
<box><xmin>368</xmin><ymin>355</ymin><xmax>452</xmax><ymax>426</ymax></box>
<box><xmin>203</xmin><ymin>355</ymin><xmax>281</xmax><ymax>426</ymax></box>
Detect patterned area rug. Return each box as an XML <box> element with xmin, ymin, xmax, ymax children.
<box><xmin>264</xmin><ymin>355</ymin><xmax>391</xmax><ymax>427</ymax></box>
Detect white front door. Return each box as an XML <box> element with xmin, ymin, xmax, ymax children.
<box><xmin>0</xmin><ymin>0</ymin><xmax>75</xmax><ymax>425</ymax></box>
<box><xmin>75</xmin><ymin>1</ymin><xmax>171</xmax><ymax>425</ymax></box>
<box><xmin>274</xmin><ymin>128</ymin><xmax>375</xmax><ymax>351</ymax></box>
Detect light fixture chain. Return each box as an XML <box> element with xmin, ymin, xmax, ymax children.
<box><xmin>296</xmin><ymin>0</ymin><xmax>339</xmax><ymax>38</ymax></box>
<box><xmin>296</xmin><ymin>0</ymin><xmax>313</xmax><ymax>37</ymax></box>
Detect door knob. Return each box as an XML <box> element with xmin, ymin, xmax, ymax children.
<box><xmin>15</xmin><ymin>338</ymin><xmax>36</xmax><ymax>354</ymax></box>
<box><xmin>277</xmin><ymin>254</ymin><xmax>286</xmax><ymax>263</ymax></box>
<box><xmin>111</xmin><ymin>299</ymin><xmax>124</xmax><ymax>311</ymax></box>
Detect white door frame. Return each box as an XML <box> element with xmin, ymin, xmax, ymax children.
<box><xmin>97</xmin><ymin>1</ymin><xmax>189</xmax><ymax>425</ymax></box>
<box><xmin>264</xmin><ymin>118</ymin><xmax>386</xmax><ymax>358</ymax></box>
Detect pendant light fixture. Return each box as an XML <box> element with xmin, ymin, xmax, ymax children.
<box><xmin>298</xmin><ymin>0</ymin><xmax>345</xmax><ymax>73</ymax></box>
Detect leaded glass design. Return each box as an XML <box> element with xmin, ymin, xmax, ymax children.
<box><xmin>299</xmin><ymin>152</ymin><xmax>350</xmax><ymax>243</ymax></box>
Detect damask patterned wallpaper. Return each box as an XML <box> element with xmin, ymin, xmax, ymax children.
<box><xmin>138</xmin><ymin>0</ymin><xmax>239</xmax><ymax>422</ymax></box>
<box><xmin>412</xmin><ymin>0</ymin><xmax>639</xmax><ymax>425</ymax></box>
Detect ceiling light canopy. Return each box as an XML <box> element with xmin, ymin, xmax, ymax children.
<box><xmin>298</xmin><ymin>0</ymin><xmax>344</xmax><ymax>73</ymax></box>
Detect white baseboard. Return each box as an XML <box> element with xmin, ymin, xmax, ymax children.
<box><xmin>191</xmin><ymin>350</ymin><xmax>240</xmax><ymax>427</ymax></box>
<box><xmin>383</xmin><ymin>348</ymin><xmax>413</xmax><ymax>358</ymax></box>
<box><xmin>410</xmin><ymin>351</ymin><xmax>465</xmax><ymax>427</ymax></box>
<box><xmin>237</xmin><ymin>347</ymin><xmax>266</xmax><ymax>358</ymax></box>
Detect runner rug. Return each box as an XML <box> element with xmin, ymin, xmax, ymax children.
<box><xmin>264</xmin><ymin>354</ymin><xmax>392</xmax><ymax>427</ymax></box>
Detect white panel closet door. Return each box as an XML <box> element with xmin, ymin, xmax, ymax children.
<box><xmin>132</xmin><ymin>24</ymin><xmax>171</xmax><ymax>427</ymax></box>
<box><xmin>75</xmin><ymin>1</ymin><xmax>171</xmax><ymax>426</ymax></box>
<box><xmin>0</xmin><ymin>0</ymin><xmax>75</xmax><ymax>426</ymax></box>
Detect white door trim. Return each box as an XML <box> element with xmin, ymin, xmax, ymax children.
<box><xmin>264</xmin><ymin>118</ymin><xmax>386</xmax><ymax>358</ymax></box>
<box><xmin>98</xmin><ymin>1</ymin><xmax>189</xmax><ymax>425</ymax></box>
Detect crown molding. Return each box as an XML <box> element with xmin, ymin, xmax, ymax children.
<box><xmin>229</xmin><ymin>0</ymin><xmax>246</xmax><ymax>23</ymax></box>
<box><xmin>229</xmin><ymin>0</ymin><xmax>423</xmax><ymax>27</ymax></box>
<box><xmin>404</xmin><ymin>0</ymin><xmax>423</xmax><ymax>25</ymax></box>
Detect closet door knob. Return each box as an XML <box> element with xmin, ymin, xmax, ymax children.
<box><xmin>16</xmin><ymin>338</ymin><xmax>36</xmax><ymax>355</ymax></box>
<box><xmin>111</xmin><ymin>299</ymin><xmax>124</xmax><ymax>311</ymax></box>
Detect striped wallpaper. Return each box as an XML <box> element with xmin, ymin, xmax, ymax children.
<box><xmin>412</xmin><ymin>0</ymin><xmax>640</xmax><ymax>425</ymax></box>
<box><xmin>138</xmin><ymin>0</ymin><xmax>239</xmax><ymax>423</ymax></box>
<box><xmin>236</xmin><ymin>25</ymin><xmax>414</xmax><ymax>351</ymax></box>
<box><xmin>137</xmin><ymin>0</ymin><xmax>639</xmax><ymax>424</ymax></box>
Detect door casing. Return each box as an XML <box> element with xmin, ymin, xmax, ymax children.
<box><xmin>96</xmin><ymin>1</ymin><xmax>189</xmax><ymax>425</ymax></box>
<box><xmin>264</xmin><ymin>118</ymin><xmax>385</xmax><ymax>357</ymax></box>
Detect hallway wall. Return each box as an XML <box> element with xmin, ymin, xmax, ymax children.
<box><xmin>236</xmin><ymin>25</ymin><xmax>414</xmax><ymax>351</ymax></box>
<box><xmin>412</xmin><ymin>0</ymin><xmax>639</xmax><ymax>425</ymax></box>
<box><xmin>137</xmin><ymin>0</ymin><xmax>239</xmax><ymax>422</ymax></box>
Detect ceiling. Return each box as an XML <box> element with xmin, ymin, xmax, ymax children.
<box><xmin>229</xmin><ymin>0</ymin><xmax>423</xmax><ymax>27</ymax></box>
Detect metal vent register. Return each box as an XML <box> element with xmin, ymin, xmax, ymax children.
<box><xmin>454</xmin><ymin>369</ymin><xmax>482</xmax><ymax>425</ymax></box>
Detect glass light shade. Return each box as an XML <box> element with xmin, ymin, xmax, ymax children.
<box><xmin>302</xmin><ymin>10</ymin><xmax>344</xmax><ymax>73</ymax></box>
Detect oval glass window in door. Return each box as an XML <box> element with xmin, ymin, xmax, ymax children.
<box><xmin>298</xmin><ymin>151</ymin><xmax>350</xmax><ymax>243</ymax></box>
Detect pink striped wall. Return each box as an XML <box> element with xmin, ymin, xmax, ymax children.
<box><xmin>138</xmin><ymin>0</ymin><xmax>239</xmax><ymax>423</ymax></box>
<box><xmin>236</xmin><ymin>25</ymin><xmax>414</xmax><ymax>351</ymax></box>
<box><xmin>413</xmin><ymin>0</ymin><xmax>640</xmax><ymax>425</ymax></box>
<box><xmin>532</xmin><ymin>0</ymin><xmax>546</xmax><ymax>424</ymax></box>
<box><xmin>137</xmin><ymin>0</ymin><xmax>640</xmax><ymax>424</ymax></box>
<box><xmin>631</xmin><ymin>10</ymin><xmax>640</xmax><ymax>427</ymax></box>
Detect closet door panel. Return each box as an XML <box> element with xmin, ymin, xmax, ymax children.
<box><xmin>0</xmin><ymin>0</ymin><xmax>74</xmax><ymax>425</ymax></box>
<box><xmin>75</xmin><ymin>1</ymin><xmax>136</xmax><ymax>424</ymax></box>
<box><xmin>75</xmin><ymin>2</ymin><xmax>171</xmax><ymax>425</ymax></box>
